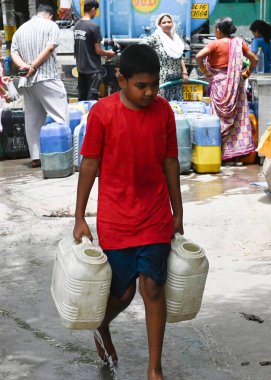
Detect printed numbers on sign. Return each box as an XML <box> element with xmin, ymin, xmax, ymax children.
<box><xmin>183</xmin><ymin>84</ymin><xmax>203</xmax><ymax>101</ymax></box>
<box><xmin>191</xmin><ymin>3</ymin><xmax>209</xmax><ymax>19</ymax></box>
<box><xmin>183</xmin><ymin>92</ymin><xmax>201</xmax><ymax>101</ymax></box>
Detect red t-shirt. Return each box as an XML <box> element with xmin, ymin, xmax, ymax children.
<box><xmin>81</xmin><ymin>92</ymin><xmax>178</xmax><ymax>249</ymax></box>
<box><xmin>207</xmin><ymin>38</ymin><xmax>250</xmax><ymax>68</ymax></box>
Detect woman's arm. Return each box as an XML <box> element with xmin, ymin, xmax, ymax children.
<box><xmin>242</xmin><ymin>50</ymin><xmax>258</xmax><ymax>78</ymax></box>
<box><xmin>245</xmin><ymin>50</ymin><xmax>258</xmax><ymax>71</ymax></box>
<box><xmin>180</xmin><ymin>58</ymin><xmax>189</xmax><ymax>81</ymax></box>
<box><xmin>196</xmin><ymin>46</ymin><xmax>212</xmax><ymax>74</ymax></box>
<box><xmin>196</xmin><ymin>46</ymin><xmax>211</xmax><ymax>65</ymax></box>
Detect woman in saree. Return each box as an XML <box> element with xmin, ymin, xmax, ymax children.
<box><xmin>196</xmin><ymin>17</ymin><xmax>258</xmax><ymax>161</ymax></box>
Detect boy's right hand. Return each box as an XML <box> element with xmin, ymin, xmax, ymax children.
<box><xmin>73</xmin><ymin>218</ymin><xmax>93</xmax><ymax>243</ymax></box>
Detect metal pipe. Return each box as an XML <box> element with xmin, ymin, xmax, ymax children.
<box><xmin>106</xmin><ymin>0</ymin><xmax>111</xmax><ymax>38</ymax></box>
<box><xmin>103</xmin><ymin>38</ymin><xmax>142</xmax><ymax>46</ymax></box>
<box><xmin>99</xmin><ymin>0</ymin><xmax>106</xmax><ymax>37</ymax></box>
<box><xmin>0</xmin><ymin>0</ymin><xmax>16</xmax><ymax>50</ymax></box>
<box><xmin>186</xmin><ymin>0</ymin><xmax>192</xmax><ymax>59</ymax></box>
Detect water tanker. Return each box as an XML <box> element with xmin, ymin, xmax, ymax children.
<box><xmin>71</xmin><ymin>0</ymin><xmax>218</xmax><ymax>40</ymax></box>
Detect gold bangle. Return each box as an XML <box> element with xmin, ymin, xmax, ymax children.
<box><xmin>245</xmin><ymin>68</ymin><xmax>251</xmax><ymax>78</ymax></box>
<box><xmin>199</xmin><ymin>65</ymin><xmax>208</xmax><ymax>73</ymax></box>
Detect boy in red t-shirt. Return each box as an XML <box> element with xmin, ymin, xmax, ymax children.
<box><xmin>73</xmin><ymin>44</ymin><xmax>184</xmax><ymax>380</ymax></box>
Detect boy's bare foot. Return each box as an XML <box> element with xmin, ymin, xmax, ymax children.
<box><xmin>93</xmin><ymin>326</ymin><xmax>118</xmax><ymax>364</ymax></box>
<box><xmin>148</xmin><ymin>368</ymin><xmax>164</xmax><ymax>380</ymax></box>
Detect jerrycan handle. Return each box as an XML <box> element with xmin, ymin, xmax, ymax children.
<box><xmin>173</xmin><ymin>233</ymin><xmax>187</xmax><ymax>243</ymax></box>
<box><xmin>73</xmin><ymin>236</ymin><xmax>106</xmax><ymax>264</ymax></box>
<box><xmin>81</xmin><ymin>236</ymin><xmax>93</xmax><ymax>245</ymax></box>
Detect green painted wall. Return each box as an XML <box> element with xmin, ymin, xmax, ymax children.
<box><xmin>210</xmin><ymin>1</ymin><xmax>271</xmax><ymax>28</ymax></box>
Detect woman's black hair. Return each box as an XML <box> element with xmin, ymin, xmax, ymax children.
<box><xmin>250</xmin><ymin>20</ymin><xmax>271</xmax><ymax>42</ymax></box>
<box><xmin>119</xmin><ymin>44</ymin><xmax>160</xmax><ymax>79</ymax></box>
<box><xmin>215</xmin><ymin>17</ymin><xmax>237</xmax><ymax>37</ymax></box>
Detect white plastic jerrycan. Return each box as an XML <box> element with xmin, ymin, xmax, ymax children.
<box><xmin>165</xmin><ymin>233</ymin><xmax>209</xmax><ymax>323</ymax></box>
<box><xmin>51</xmin><ymin>236</ymin><xmax>112</xmax><ymax>329</ymax></box>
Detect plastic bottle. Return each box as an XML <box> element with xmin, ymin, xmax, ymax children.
<box><xmin>256</xmin><ymin>47</ymin><xmax>264</xmax><ymax>74</ymax></box>
<box><xmin>51</xmin><ymin>236</ymin><xmax>112</xmax><ymax>329</ymax></box>
<box><xmin>165</xmin><ymin>233</ymin><xmax>209</xmax><ymax>323</ymax></box>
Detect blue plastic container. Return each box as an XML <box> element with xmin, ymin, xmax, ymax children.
<box><xmin>4</xmin><ymin>56</ymin><xmax>12</xmax><ymax>76</ymax></box>
<box><xmin>189</xmin><ymin>115</ymin><xmax>221</xmax><ymax>146</ymax></box>
<box><xmin>76</xmin><ymin>100</ymin><xmax>97</xmax><ymax>112</ymax></box>
<box><xmin>180</xmin><ymin>101</ymin><xmax>206</xmax><ymax>115</ymax></box>
<box><xmin>73</xmin><ymin>114</ymin><xmax>88</xmax><ymax>171</ymax></box>
<box><xmin>69</xmin><ymin>108</ymin><xmax>83</xmax><ymax>135</ymax></box>
<box><xmin>40</xmin><ymin>123</ymin><xmax>74</xmax><ymax>178</ymax></box>
<box><xmin>187</xmin><ymin>115</ymin><xmax>221</xmax><ymax>173</ymax></box>
<box><xmin>40</xmin><ymin>123</ymin><xmax>72</xmax><ymax>153</ymax></box>
<box><xmin>175</xmin><ymin>115</ymin><xmax>192</xmax><ymax>173</ymax></box>
<box><xmin>41</xmin><ymin>148</ymin><xmax>74</xmax><ymax>179</ymax></box>
<box><xmin>45</xmin><ymin>115</ymin><xmax>55</xmax><ymax>124</ymax></box>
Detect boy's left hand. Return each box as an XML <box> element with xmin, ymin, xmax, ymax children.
<box><xmin>173</xmin><ymin>215</ymin><xmax>184</xmax><ymax>236</ymax></box>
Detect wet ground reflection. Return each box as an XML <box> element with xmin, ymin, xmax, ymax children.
<box><xmin>181</xmin><ymin>165</ymin><xmax>268</xmax><ymax>203</ymax></box>
<box><xmin>0</xmin><ymin>159</ymin><xmax>269</xmax><ymax>204</ymax></box>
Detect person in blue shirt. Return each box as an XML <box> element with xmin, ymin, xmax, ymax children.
<box><xmin>250</xmin><ymin>20</ymin><xmax>271</xmax><ymax>73</ymax></box>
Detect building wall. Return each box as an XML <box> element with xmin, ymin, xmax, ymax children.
<box><xmin>210</xmin><ymin>1</ymin><xmax>271</xmax><ymax>38</ymax></box>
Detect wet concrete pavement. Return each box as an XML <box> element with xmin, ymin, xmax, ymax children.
<box><xmin>0</xmin><ymin>158</ymin><xmax>271</xmax><ymax>380</ymax></box>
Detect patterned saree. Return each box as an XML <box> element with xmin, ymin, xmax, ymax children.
<box><xmin>207</xmin><ymin>37</ymin><xmax>255</xmax><ymax>160</ymax></box>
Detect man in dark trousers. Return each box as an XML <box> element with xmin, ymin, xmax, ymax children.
<box><xmin>74</xmin><ymin>0</ymin><xmax>115</xmax><ymax>101</ymax></box>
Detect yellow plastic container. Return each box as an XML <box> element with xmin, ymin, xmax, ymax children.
<box><xmin>192</xmin><ymin>145</ymin><xmax>221</xmax><ymax>173</ymax></box>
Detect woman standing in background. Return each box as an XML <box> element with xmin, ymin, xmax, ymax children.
<box><xmin>140</xmin><ymin>13</ymin><xmax>188</xmax><ymax>101</ymax></box>
<box><xmin>250</xmin><ymin>20</ymin><xmax>271</xmax><ymax>73</ymax></box>
<box><xmin>196</xmin><ymin>17</ymin><xmax>258</xmax><ymax>162</ymax></box>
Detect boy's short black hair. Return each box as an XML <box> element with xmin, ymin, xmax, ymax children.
<box><xmin>119</xmin><ymin>44</ymin><xmax>160</xmax><ymax>79</ymax></box>
<box><xmin>37</xmin><ymin>4</ymin><xmax>54</xmax><ymax>16</ymax></box>
<box><xmin>84</xmin><ymin>0</ymin><xmax>99</xmax><ymax>13</ymax></box>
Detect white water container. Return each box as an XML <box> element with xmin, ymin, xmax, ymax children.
<box><xmin>165</xmin><ymin>233</ymin><xmax>209</xmax><ymax>323</ymax></box>
<box><xmin>51</xmin><ymin>237</ymin><xmax>112</xmax><ymax>329</ymax></box>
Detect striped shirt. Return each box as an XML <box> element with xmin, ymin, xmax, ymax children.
<box><xmin>11</xmin><ymin>15</ymin><xmax>60</xmax><ymax>88</ymax></box>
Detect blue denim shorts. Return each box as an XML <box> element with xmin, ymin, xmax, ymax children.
<box><xmin>103</xmin><ymin>243</ymin><xmax>171</xmax><ymax>298</ymax></box>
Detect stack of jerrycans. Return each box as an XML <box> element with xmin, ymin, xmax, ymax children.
<box><xmin>188</xmin><ymin>114</ymin><xmax>221</xmax><ymax>173</ymax></box>
<box><xmin>73</xmin><ymin>101</ymin><xmax>97</xmax><ymax>171</ymax></box>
